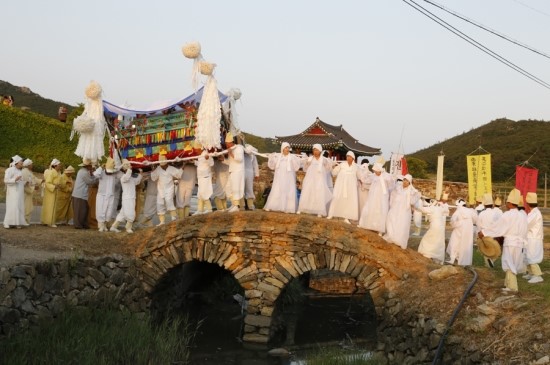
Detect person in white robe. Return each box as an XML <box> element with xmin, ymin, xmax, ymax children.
<box><xmin>244</xmin><ymin>144</ymin><xmax>260</xmax><ymax>210</ymax></box>
<box><xmin>439</xmin><ymin>193</ymin><xmax>450</xmax><ymax>229</ymax></box>
<box><xmin>93</xmin><ymin>157</ymin><xmax>120</xmax><ymax>232</ymax></box>
<box><xmin>212</xmin><ymin>156</ymin><xmax>229</xmax><ymax>210</ymax></box>
<box><xmin>523</xmin><ymin>192</ymin><xmax>544</xmax><ymax>284</ymax></box>
<box><xmin>297</xmin><ymin>144</ymin><xmax>333</xmax><ymax>217</ymax></box>
<box><xmin>383</xmin><ymin>174</ymin><xmax>420</xmax><ymax>249</ymax></box>
<box><xmin>358</xmin><ymin>162</ymin><xmax>394</xmax><ymax>234</ymax></box>
<box><xmin>225</xmin><ymin>132</ymin><xmax>246</xmax><ymax>213</ymax></box>
<box><xmin>446</xmin><ymin>199</ymin><xmax>478</xmax><ymax>266</ymax></box>
<box><xmin>193</xmin><ymin>150</ymin><xmax>214</xmax><ymax>215</ymax></box>
<box><xmin>3</xmin><ymin>155</ymin><xmax>27</xmax><ymax>229</ymax></box>
<box><xmin>110</xmin><ymin>160</ymin><xmax>142</xmax><ymax>233</ymax></box>
<box><xmin>151</xmin><ymin>155</ymin><xmax>182</xmax><ymax>225</ymax></box>
<box><xmin>479</xmin><ymin>188</ymin><xmax>528</xmax><ymax>292</ymax></box>
<box><xmin>137</xmin><ymin>172</ymin><xmax>157</xmax><ymax>227</ymax></box>
<box><xmin>263</xmin><ymin>142</ymin><xmax>301</xmax><ymax>213</ymax></box>
<box><xmin>417</xmin><ymin>200</ymin><xmax>447</xmax><ymax>264</ymax></box>
<box><xmin>476</xmin><ymin>193</ymin><xmax>503</xmax><ymax>267</ymax></box>
<box><xmin>176</xmin><ymin>162</ymin><xmax>197</xmax><ymax>218</ymax></box>
<box><xmin>412</xmin><ymin>199</ymin><xmax>425</xmax><ymax>236</ymax></box>
<box><xmin>326</xmin><ymin>151</ymin><xmax>361</xmax><ymax>223</ymax></box>
<box><xmin>358</xmin><ymin>160</ymin><xmax>371</xmax><ymax>212</ymax></box>
<box><xmin>21</xmin><ymin>159</ymin><xmax>42</xmax><ymax>224</ymax></box>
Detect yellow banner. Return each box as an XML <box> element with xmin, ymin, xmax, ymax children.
<box><xmin>466</xmin><ymin>154</ymin><xmax>492</xmax><ymax>205</ymax></box>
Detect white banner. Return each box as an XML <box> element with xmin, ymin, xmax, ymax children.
<box><xmin>390</xmin><ymin>153</ymin><xmax>404</xmax><ymax>176</ymax></box>
<box><xmin>436</xmin><ymin>154</ymin><xmax>444</xmax><ymax>200</ymax></box>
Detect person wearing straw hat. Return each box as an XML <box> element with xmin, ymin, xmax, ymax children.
<box><xmin>93</xmin><ymin>157</ymin><xmax>120</xmax><ymax>232</ymax></box>
<box><xmin>523</xmin><ymin>192</ymin><xmax>544</xmax><ymax>284</ymax></box>
<box><xmin>55</xmin><ymin>165</ymin><xmax>75</xmax><ymax>225</ymax></box>
<box><xmin>225</xmin><ymin>132</ymin><xmax>246</xmax><ymax>213</ymax></box>
<box><xmin>21</xmin><ymin>159</ymin><xmax>42</xmax><ymax>224</ymax></box>
<box><xmin>193</xmin><ymin>149</ymin><xmax>215</xmax><ymax>215</ymax></box>
<box><xmin>263</xmin><ymin>141</ymin><xmax>301</xmax><ymax>213</ymax></box>
<box><xmin>476</xmin><ymin>193</ymin><xmax>503</xmax><ymax>267</ymax></box>
<box><xmin>110</xmin><ymin>160</ymin><xmax>142</xmax><ymax>233</ymax></box>
<box><xmin>446</xmin><ymin>198</ymin><xmax>478</xmax><ymax>266</ymax></box>
<box><xmin>297</xmin><ymin>143</ymin><xmax>332</xmax><ymax>217</ymax></box>
<box><xmin>3</xmin><ymin>155</ymin><xmax>27</xmax><ymax>229</ymax></box>
<box><xmin>383</xmin><ymin>174</ymin><xmax>421</xmax><ymax>249</ymax></box>
<box><xmin>41</xmin><ymin>158</ymin><xmax>62</xmax><ymax>227</ymax></box>
<box><xmin>72</xmin><ymin>158</ymin><xmax>98</xmax><ymax>229</ymax></box>
<box><xmin>358</xmin><ymin>161</ymin><xmax>394</xmax><ymax>234</ymax></box>
<box><xmin>151</xmin><ymin>154</ymin><xmax>182</xmax><ymax>225</ymax></box>
<box><xmin>479</xmin><ymin>188</ymin><xmax>528</xmax><ymax>292</ymax></box>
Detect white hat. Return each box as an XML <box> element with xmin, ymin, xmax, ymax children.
<box><xmin>372</xmin><ymin>162</ymin><xmax>383</xmax><ymax>172</ymax></box>
<box><xmin>50</xmin><ymin>158</ymin><xmax>61</xmax><ymax>167</ymax></box>
<box><xmin>11</xmin><ymin>155</ymin><xmax>23</xmax><ymax>164</ymax></box>
<box><xmin>159</xmin><ymin>155</ymin><xmax>168</xmax><ymax>166</ymax></box>
<box><xmin>121</xmin><ymin>159</ymin><xmax>132</xmax><ymax>170</ymax></box>
<box><xmin>403</xmin><ymin>174</ymin><xmax>412</xmax><ymax>183</ymax></box>
<box><xmin>507</xmin><ymin>188</ymin><xmax>521</xmax><ymax>205</ymax></box>
<box><xmin>312</xmin><ymin>144</ymin><xmax>322</xmax><ymax>152</ymax></box>
<box><xmin>526</xmin><ymin>192</ymin><xmax>537</xmax><ymax>204</ymax></box>
<box><xmin>281</xmin><ymin>142</ymin><xmax>290</xmax><ymax>153</ymax></box>
<box><xmin>64</xmin><ymin>165</ymin><xmax>75</xmax><ymax>174</ymax></box>
<box><xmin>22</xmin><ymin>159</ymin><xmax>33</xmax><ymax>167</ymax></box>
<box><xmin>482</xmin><ymin>193</ymin><xmax>493</xmax><ymax>206</ymax></box>
<box><xmin>346</xmin><ymin>151</ymin><xmax>355</xmax><ymax>159</ymax></box>
<box><xmin>78</xmin><ymin>158</ymin><xmax>93</xmax><ymax>167</ymax></box>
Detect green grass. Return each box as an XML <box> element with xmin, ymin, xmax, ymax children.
<box><xmin>1</xmin><ymin>308</ymin><xmax>196</xmax><ymax>365</ymax></box>
<box><xmin>301</xmin><ymin>347</ymin><xmax>382</xmax><ymax>365</ymax></box>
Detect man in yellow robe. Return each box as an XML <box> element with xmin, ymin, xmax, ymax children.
<box><xmin>56</xmin><ymin>166</ymin><xmax>75</xmax><ymax>225</ymax></box>
<box><xmin>40</xmin><ymin>158</ymin><xmax>62</xmax><ymax>227</ymax></box>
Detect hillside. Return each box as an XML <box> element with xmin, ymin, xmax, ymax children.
<box><xmin>0</xmin><ymin>80</ymin><xmax>75</xmax><ymax>119</ymax></box>
<box><xmin>410</xmin><ymin>118</ymin><xmax>550</xmax><ymax>184</ymax></box>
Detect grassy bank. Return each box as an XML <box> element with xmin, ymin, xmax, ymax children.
<box><xmin>299</xmin><ymin>347</ymin><xmax>383</xmax><ymax>365</ymax></box>
<box><xmin>1</xmin><ymin>308</ymin><xmax>195</xmax><ymax>365</ymax></box>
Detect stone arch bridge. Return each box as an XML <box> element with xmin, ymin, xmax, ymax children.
<box><xmin>132</xmin><ymin>211</ymin><xmax>433</xmax><ymax>344</ymax></box>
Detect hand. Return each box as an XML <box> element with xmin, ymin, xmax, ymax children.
<box><xmin>15</xmin><ymin>176</ymin><xmax>22</xmax><ymax>181</ymax></box>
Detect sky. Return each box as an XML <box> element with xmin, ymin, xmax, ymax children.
<box><xmin>2</xmin><ymin>0</ymin><xmax>549</xmax><ymax>161</ymax></box>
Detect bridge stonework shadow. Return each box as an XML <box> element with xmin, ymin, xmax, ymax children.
<box><xmin>132</xmin><ymin>211</ymin><xmax>431</xmax><ymax>344</ymax></box>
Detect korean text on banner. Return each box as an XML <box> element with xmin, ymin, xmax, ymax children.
<box><xmin>466</xmin><ymin>154</ymin><xmax>492</xmax><ymax>205</ymax></box>
<box><xmin>515</xmin><ymin>166</ymin><xmax>538</xmax><ymax>199</ymax></box>
<box><xmin>390</xmin><ymin>153</ymin><xmax>404</xmax><ymax>176</ymax></box>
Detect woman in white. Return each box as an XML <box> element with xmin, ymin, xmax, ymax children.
<box><xmin>446</xmin><ymin>199</ymin><xmax>477</xmax><ymax>266</ymax></box>
<box><xmin>151</xmin><ymin>155</ymin><xmax>182</xmax><ymax>225</ymax></box>
<box><xmin>524</xmin><ymin>192</ymin><xmax>544</xmax><ymax>284</ymax></box>
<box><xmin>358</xmin><ymin>160</ymin><xmax>371</xmax><ymax>211</ymax></box>
<box><xmin>264</xmin><ymin>142</ymin><xmax>301</xmax><ymax>213</ymax></box>
<box><xmin>194</xmin><ymin>150</ymin><xmax>214</xmax><ymax>215</ymax></box>
<box><xmin>297</xmin><ymin>144</ymin><xmax>333</xmax><ymax>217</ymax></box>
<box><xmin>110</xmin><ymin>160</ymin><xmax>142</xmax><ymax>233</ymax></box>
<box><xmin>417</xmin><ymin>200</ymin><xmax>447</xmax><ymax>264</ymax></box>
<box><xmin>3</xmin><ymin>155</ymin><xmax>27</xmax><ymax>229</ymax></box>
<box><xmin>358</xmin><ymin>162</ymin><xmax>394</xmax><ymax>234</ymax></box>
<box><xmin>244</xmin><ymin>144</ymin><xmax>260</xmax><ymax>210</ymax></box>
<box><xmin>327</xmin><ymin>151</ymin><xmax>360</xmax><ymax>223</ymax></box>
<box><xmin>383</xmin><ymin>174</ymin><xmax>420</xmax><ymax>249</ymax></box>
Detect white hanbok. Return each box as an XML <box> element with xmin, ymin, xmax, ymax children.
<box><xmin>176</xmin><ymin>163</ymin><xmax>197</xmax><ymax>209</ymax></box>
<box><xmin>526</xmin><ymin>207</ymin><xmax>544</xmax><ymax>265</ymax></box>
<box><xmin>3</xmin><ymin>166</ymin><xmax>26</xmax><ymax>227</ymax></box>
<box><xmin>151</xmin><ymin>165</ymin><xmax>182</xmax><ymax>214</ymax></box>
<box><xmin>115</xmin><ymin>170</ymin><xmax>142</xmax><ymax>223</ymax></box>
<box><xmin>417</xmin><ymin>203</ymin><xmax>447</xmax><ymax>263</ymax></box>
<box><xmin>93</xmin><ymin>168</ymin><xmax>120</xmax><ymax>223</ymax></box>
<box><xmin>227</xmin><ymin>145</ymin><xmax>245</xmax><ymax>202</ymax></box>
<box><xmin>446</xmin><ymin>206</ymin><xmax>477</xmax><ymax>266</ymax></box>
<box><xmin>383</xmin><ymin>184</ymin><xmax>420</xmax><ymax>249</ymax></box>
<box><xmin>213</xmin><ymin>159</ymin><xmax>229</xmax><ymax>200</ymax></box>
<box><xmin>358</xmin><ymin>171</ymin><xmax>394</xmax><ymax>233</ymax></box>
<box><xmin>244</xmin><ymin>151</ymin><xmax>259</xmax><ymax>200</ymax></box>
<box><xmin>298</xmin><ymin>156</ymin><xmax>333</xmax><ymax>216</ymax></box>
<box><xmin>358</xmin><ymin>164</ymin><xmax>371</xmax><ymax>211</ymax></box>
<box><xmin>195</xmin><ymin>155</ymin><xmax>214</xmax><ymax>200</ymax></box>
<box><xmin>264</xmin><ymin>153</ymin><xmax>301</xmax><ymax>213</ymax></box>
<box><xmin>328</xmin><ymin>161</ymin><xmax>361</xmax><ymax>220</ymax></box>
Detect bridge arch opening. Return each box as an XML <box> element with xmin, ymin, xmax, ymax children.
<box><xmin>269</xmin><ymin>269</ymin><xmax>377</xmax><ymax>347</ymax></box>
<box><xmin>149</xmin><ymin>260</ymin><xmax>245</xmax><ymax>351</ymax></box>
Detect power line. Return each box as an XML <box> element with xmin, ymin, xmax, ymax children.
<box><xmin>511</xmin><ymin>0</ymin><xmax>550</xmax><ymax>18</ymax></box>
<box><xmin>423</xmin><ymin>0</ymin><xmax>550</xmax><ymax>60</ymax></box>
<box><xmin>401</xmin><ymin>0</ymin><xmax>550</xmax><ymax>90</ymax></box>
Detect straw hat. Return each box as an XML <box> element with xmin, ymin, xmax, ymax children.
<box><xmin>225</xmin><ymin>132</ymin><xmax>234</xmax><ymax>143</ymax></box>
<box><xmin>64</xmin><ymin>166</ymin><xmax>75</xmax><ymax>174</ymax></box>
<box><xmin>506</xmin><ymin>188</ymin><xmax>521</xmax><ymax>205</ymax></box>
<box><xmin>78</xmin><ymin>158</ymin><xmax>93</xmax><ymax>167</ymax></box>
<box><xmin>105</xmin><ymin>157</ymin><xmax>116</xmax><ymax>173</ymax></box>
<box><xmin>482</xmin><ymin>193</ymin><xmax>493</xmax><ymax>206</ymax></box>
<box><xmin>476</xmin><ymin>237</ymin><xmax>502</xmax><ymax>260</ymax></box>
<box><xmin>159</xmin><ymin>155</ymin><xmax>168</xmax><ymax>166</ymax></box>
<box><xmin>23</xmin><ymin>159</ymin><xmax>33</xmax><ymax>167</ymax></box>
<box><xmin>526</xmin><ymin>192</ymin><xmax>537</xmax><ymax>204</ymax></box>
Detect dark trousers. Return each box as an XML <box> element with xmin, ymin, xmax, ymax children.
<box><xmin>72</xmin><ymin>197</ymin><xmax>89</xmax><ymax>229</ymax></box>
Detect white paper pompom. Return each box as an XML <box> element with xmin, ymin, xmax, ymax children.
<box><xmin>85</xmin><ymin>81</ymin><xmax>102</xmax><ymax>100</ymax></box>
<box><xmin>73</xmin><ymin>115</ymin><xmax>96</xmax><ymax>133</ymax></box>
<box><xmin>182</xmin><ymin>42</ymin><xmax>202</xmax><ymax>59</ymax></box>
<box><xmin>199</xmin><ymin>61</ymin><xmax>216</xmax><ymax>75</ymax></box>
<box><xmin>227</xmin><ymin>88</ymin><xmax>242</xmax><ymax>100</ymax></box>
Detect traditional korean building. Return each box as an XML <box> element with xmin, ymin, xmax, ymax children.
<box><xmin>275</xmin><ymin>117</ymin><xmax>381</xmax><ymax>160</ymax></box>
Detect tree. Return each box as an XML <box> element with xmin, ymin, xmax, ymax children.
<box><xmin>67</xmin><ymin>103</ymin><xmax>84</xmax><ymax>125</ymax></box>
<box><xmin>406</xmin><ymin>157</ymin><xmax>429</xmax><ymax>179</ymax></box>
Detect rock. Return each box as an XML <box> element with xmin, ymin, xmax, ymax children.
<box><xmin>267</xmin><ymin>348</ymin><xmax>290</xmax><ymax>356</ymax></box>
<box><xmin>11</xmin><ymin>287</ymin><xmax>26</xmax><ymax>308</ymax></box>
<box><xmin>536</xmin><ymin>356</ymin><xmax>550</xmax><ymax>364</ymax></box>
<box><xmin>475</xmin><ymin>292</ymin><xmax>485</xmax><ymax>304</ymax></box>
<box><xmin>534</xmin><ymin>332</ymin><xmax>544</xmax><ymax>340</ymax></box>
<box><xmin>0</xmin><ymin>307</ymin><xmax>21</xmax><ymax>323</ymax></box>
<box><xmin>428</xmin><ymin>265</ymin><xmax>459</xmax><ymax>280</ymax></box>
<box><xmin>11</xmin><ymin>266</ymin><xmax>30</xmax><ymax>279</ymax></box>
<box><xmin>468</xmin><ymin>315</ymin><xmax>494</xmax><ymax>332</ymax></box>
<box><xmin>477</xmin><ymin>304</ymin><xmax>497</xmax><ymax>316</ymax></box>
<box><xmin>87</xmin><ymin>268</ymin><xmax>105</xmax><ymax>284</ymax></box>
<box><xmin>21</xmin><ymin>299</ymin><xmax>37</xmax><ymax>314</ymax></box>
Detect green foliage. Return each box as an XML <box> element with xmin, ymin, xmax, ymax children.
<box><xmin>1</xmin><ymin>308</ymin><xmax>195</xmax><ymax>365</ymax></box>
<box><xmin>0</xmin><ymin>105</ymin><xmax>81</xmax><ymax>171</ymax></box>
<box><xmin>0</xmin><ymin>80</ymin><xmax>75</xmax><ymax>119</ymax></box>
<box><xmin>67</xmin><ymin>103</ymin><xmax>85</xmax><ymax>124</ymax></box>
<box><xmin>409</xmin><ymin>118</ymin><xmax>550</xmax><ymax>184</ymax></box>
<box><xmin>406</xmin><ymin>156</ymin><xmax>429</xmax><ymax>179</ymax></box>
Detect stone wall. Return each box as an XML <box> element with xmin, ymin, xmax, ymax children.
<box><xmin>0</xmin><ymin>255</ymin><xmax>149</xmax><ymax>337</ymax></box>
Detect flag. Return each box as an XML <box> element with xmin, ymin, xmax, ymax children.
<box><xmin>515</xmin><ymin>165</ymin><xmax>538</xmax><ymax>200</ymax></box>
<box><xmin>466</xmin><ymin>154</ymin><xmax>492</xmax><ymax>205</ymax></box>
<box><xmin>390</xmin><ymin>153</ymin><xmax>405</xmax><ymax>176</ymax></box>
<box><xmin>401</xmin><ymin>157</ymin><xmax>408</xmax><ymax>176</ymax></box>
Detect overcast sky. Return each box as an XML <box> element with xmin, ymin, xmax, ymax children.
<box><xmin>2</xmin><ymin>0</ymin><xmax>549</xmax><ymax>161</ymax></box>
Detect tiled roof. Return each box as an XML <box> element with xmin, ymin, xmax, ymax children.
<box><xmin>275</xmin><ymin>117</ymin><xmax>381</xmax><ymax>156</ymax></box>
